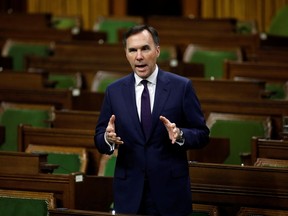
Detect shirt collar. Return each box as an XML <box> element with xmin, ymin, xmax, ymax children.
<box><xmin>135</xmin><ymin>65</ymin><xmax>158</xmax><ymax>86</ymax></box>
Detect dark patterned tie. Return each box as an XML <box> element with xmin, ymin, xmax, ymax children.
<box><xmin>141</xmin><ymin>80</ymin><xmax>152</xmax><ymax>138</ymax></box>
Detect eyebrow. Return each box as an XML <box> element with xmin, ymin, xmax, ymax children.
<box><xmin>128</xmin><ymin>45</ymin><xmax>151</xmax><ymax>52</ymax></box>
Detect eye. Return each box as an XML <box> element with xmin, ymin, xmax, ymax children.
<box><xmin>142</xmin><ymin>45</ymin><xmax>150</xmax><ymax>51</ymax></box>
<box><xmin>128</xmin><ymin>48</ymin><xmax>137</xmax><ymax>53</ymax></box>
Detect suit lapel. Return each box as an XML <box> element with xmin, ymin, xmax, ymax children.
<box><xmin>152</xmin><ymin>70</ymin><xmax>171</xmax><ymax>124</ymax></box>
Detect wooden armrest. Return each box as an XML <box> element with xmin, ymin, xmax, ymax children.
<box><xmin>40</xmin><ymin>163</ymin><xmax>60</xmax><ymax>174</ymax></box>
<box><xmin>44</xmin><ymin>80</ymin><xmax>58</xmax><ymax>88</ymax></box>
<box><xmin>239</xmin><ymin>152</ymin><xmax>252</xmax><ymax>166</ymax></box>
<box><xmin>261</xmin><ymin>90</ymin><xmax>276</xmax><ymax>99</ymax></box>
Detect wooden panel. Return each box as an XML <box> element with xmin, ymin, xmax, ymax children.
<box><xmin>52</xmin><ymin>110</ymin><xmax>100</xmax><ymax>130</ymax></box>
<box><xmin>251</xmin><ymin>137</ymin><xmax>288</xmax><ymax>164</ymax></box>
<box><xmin>224</xmin><ymin>61</ymin><xmax>288</xmax><ymax>83</ymax></box>
<box><xmin>237</xmin><ymin>207</ymin><xmax>288</xmax><ymax>216</ymax></box>
<box><xmin>0</xmin><ymin>173</ymin><xmax>114</xmax><ymax>211</ymax></box>
<box><xmin>189</xmin><ymin>162</ymin><xmax>288</xmax><ymax>214</ymax></box>
<box><xmin>0</xmin><ymin>12</ymin><xmax>51</xmax><ymax>30</ymax></box>
<box><xmin>0</xmin><ymin>71</ymin><xmax>49</xmax><ymax>89</ymax></box>
<box><xmin>191</xmin><ymin>78</ymin><xmax>267</xmax><ymax>101</ymax></box>
<box><xmin>0</xmin><ymin>88</ymin><xmax>73</xmax><ymax>109</ymax></box>
<box><xmin>0</xmin><ymin>151</ymin><xmax>46</xmax><ymax>175</ymax></box>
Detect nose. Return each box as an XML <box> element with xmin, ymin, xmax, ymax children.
<box><xmin>136</xmin><ymin>50</ymin><xmax>143</xmax><ymax>60</ymax></box>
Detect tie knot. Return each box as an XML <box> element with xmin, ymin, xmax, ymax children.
<box><xmin>141</xmin><ymin>80</ymin><xmax>148</xmax><ymax>87</ymax></box>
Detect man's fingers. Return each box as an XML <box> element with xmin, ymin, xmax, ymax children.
<box><xmin>160</xmin><ymin>115</ymin><xmax>171</xmax><ymax>125</ymax></box>
<box><xmin>108</xmin><ymin>115</ymin><xmax>115</xmax><ymax>126</ymax></box>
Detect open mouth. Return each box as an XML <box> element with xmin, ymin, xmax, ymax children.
<box><xmin>135</xmin><ymin>64</ymin><xmax>147</xmax><ymax>68</ymax></box>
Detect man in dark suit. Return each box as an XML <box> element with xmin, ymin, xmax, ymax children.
<box><xmin>94</xmin><ymin>25</ymin><xmax>210</xmax><ymax>216</ymax></box>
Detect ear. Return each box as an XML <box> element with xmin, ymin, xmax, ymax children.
<box><xmin>156</xmin><ymin>45</ymin><xmax>160</xmax><ymax>57</ymax></box>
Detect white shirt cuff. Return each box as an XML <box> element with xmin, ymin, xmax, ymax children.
<box><xmin>104</xmin><ymin>132</ymin><xmax>115</xmax><ymax>151</ymax></box>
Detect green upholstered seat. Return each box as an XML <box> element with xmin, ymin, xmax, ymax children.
<box><xmin>94</xmin><ymin>16</ymin><xmax>143</xmax><ymax>44</ymax></box>
<box><xmin>265</xmin><ymin>83</ymin><xmax>286</xmax><ymax>99</ymax></box>
<box><xmin>3</xmin><ymin>41</ymin><xmax>51</xmax><ymax>71</ymax></box>
<box><xmin>207</xmin><ymin>113</ymin><xmax>271</xmax><ymax>165</ymax></box>
<box><xmin>184</xmin><ymin>46</ymin><xmax>240</xmax><ymax>79</ymax></box>
<box><xmin>236</xmin><ymin>20</ymin><xmax>257</xmax><ymax>34</ymax></box>
<box><xmin>158</xmin><ymin>45</ymin><xmax>177</xmax><ymax>62</ymax></box>
<box><xmin>48</xmin><ymin>74</ymin><xmax>81</xmax><ymax>89</ymax></box>
<box><xmin>0</xmin><ymin>109</ymin><xmax>51</xmax><ymax>152</ymax></box>
<box><xmin>0</xmin><ymin>197</ymin><xmax>48</xmax><ymax>216</ymax></box>
<box><xmin>0</xmin><ymin>189</ymin><xmax>55</xmax><ymax>216</ymax></box>
<box><xmin>103</xmin><ymin>154</ymin><xmax>117</xmax><ymax>177</ymax></box>
<box><xmin>26</xmin><ymin>145</ymin><xmax>88</xmax><ymax>174</ymax></box>
<box><xmin>97</xmin><ymin>20</ymin><xmax>137</xmax><ymax>43</ymax></box>
<box><xmin>48</xmin><ymin>153</ymin><xmax>81</xmax><ymax>174</ymax></box>
<box><xmin>268</xmin><ymin>5</ymin><xmax>288</xmax><ymax>37</ymax></box>
<box><xmin>98</xmin><ymin>149</ymin><xmax>118</xmax><ymax>177</ymax></box>
<box><xmin>51</xmin><ymin>16</ymin><xmax>79</xmax><ymax>30</ymax></box>
<box><xmin>91</xmin><ymin>71</ymin><xmax>127</xmax><ymax>92</ymax></box>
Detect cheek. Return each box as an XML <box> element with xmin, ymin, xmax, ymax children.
<box><xmin>126</xmin><ymin>54</ymin><xmax>134</xmax><ymax>63</ymax></box>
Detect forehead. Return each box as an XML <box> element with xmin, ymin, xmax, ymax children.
<box><xmin>126</xmin><ymin>30</ymin><xmax>154</xmax><ymax>48</ymax></box>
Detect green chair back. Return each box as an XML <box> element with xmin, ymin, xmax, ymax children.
<box><xmin>0</xmin><ymin>190</ymin><xmax>54</xmax><ymax>216</ymax></box>
<box><xmin>158</xmin><ymin>46</ymin><xmax>177</xmax><ymax>62</ymax></box>
<box><xmin>91</xmin><ymin>71</ymin><xmax>127</xmax><ymax>92</ymax></box>
<box><xmin>268</xmin><ymin>5</ymin><xmax>288</xmax><ymax>37</ymax></box>
<box><xmin>47</xmin><ymin>153</ymin><xmax>81</xmax><ymax>174</ymax></box>
<box><xmin>187</xmin><ymin>49</ymin><xmax>239</xmax><ymax>79</ymax></box>
<box><xmin>6</xmin><ymin>43</ymin><xmax>50</xmax><ymax>71</ymax></box>
<box><xmin>265</xmin><ymin>83</ymin><xmax>286</xmax><ymax>99</ymax></box>
<box><xmin>51</xmin><ymin>16</ymin><xmax>79</xmax><ymax>30</ymax></box>
<box><xmin>48</xmin><ymin>74</ymin><xmax>80</xmax><ymax>89</ymax></box>
<box><xmin>0</xmin><ymin>109</ymin><xmax>50</xmax><ymax>152</ymax></box>
<box><xmin>236</xmin><ymin>20</ymin><xmax>257</xmax><ymax>34</ymax></box>
<box><xmin>96</xmin><ymin>20</ymin><xmax>138</xmax><ymax>44</ymax></box>
<box><xmin>0</xmin><ymin>197</ymin><xmax>48</xmax><ymax>216</ymax></box>
<box><xmin>98</xmin><ymin>78</ymin><xmax>119</xmax><ymax>93</ymax></box>
<box><xmin>103</xmin><ymin>155</ymin><xmax>117</xmax><ymax>177</ymax></box>
<box><xmin>210</xmin><ymin>119</ymin><xmax>268</xmax><ymax>165</ymax></box>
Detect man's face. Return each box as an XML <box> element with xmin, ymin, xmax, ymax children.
<box><xmin>125</xmin><ymin>30</ymin><xmax>160</xmax><ymax>79</ymax></box>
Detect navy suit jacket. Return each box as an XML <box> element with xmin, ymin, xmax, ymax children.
<box><xmin>95</xmin><ymin>69</ymin><xmax>210</xmax><ymax>215</ymax></box>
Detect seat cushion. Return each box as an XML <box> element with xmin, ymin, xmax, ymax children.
<box><xmin>0</xmin><ymin>109</ymin><xmax>50</xmax><ymax>151</ymax></box>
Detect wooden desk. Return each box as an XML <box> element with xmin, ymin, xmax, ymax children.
<box><xmin>0</xmin><ymin>173</ymin><xmax>113</xmax><ymax>211</ymax></box>
<box><xmin>199</xmin><ymin>98</ymin><xmax>288</xmax><ymax>139</ymax></box>
<box><xmin>0</xmin><ymin>70</ymin><xmax>49</xmax><ymax>90</ymax></box>
<box><xmin>0</xmin><ymin>88</ymin><xmax>73</xmax><ymax>109</ymax></box>
<box><xmin>251</xmin><ymin>137</ymin><xmax>288</xmax><ymax>164</ymax></box>
<box><xmin>189</xmin><ymin>162</ymin><xmax>288</xmax><ymax>215</ymax></box>
<box><xmin>191</xmin><ymin>78</ymin><xmax>267</xmax><ymax>101</ymax></box>
<box><xmin>224</xmin><ymin>61</ymin><xmax>288</xmax><ymax>84</ymax></box>
<box><xmin>52</xmin><ymin>110</ymin><xmax>100</xmax><ymax>130</ymax></box>
<box><xmin>0</xmin><ymin>151</ymin><xmax>47</xmax><ymax>175</ymax></box>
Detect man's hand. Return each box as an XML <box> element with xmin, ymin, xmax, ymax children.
<box><xmin>106</xmin><ymin>115</ymin><xmax>124</xmax><ymax>145</ymax></box>
<box><xmin>160</xmin><ymin>116</ymin><xmax>181</xmax><ymax>144</ymax></box>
